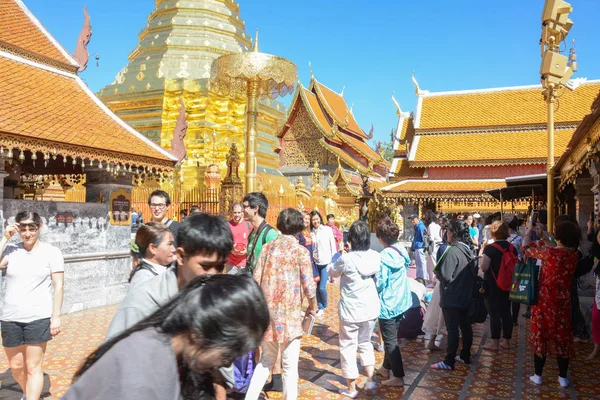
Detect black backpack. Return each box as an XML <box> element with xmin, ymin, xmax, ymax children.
<box><xmin>467</xmin><ymin>258</ymin><xmax>487</xmax><ymax>324</ymax></box>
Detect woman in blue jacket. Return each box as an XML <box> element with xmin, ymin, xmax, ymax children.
<box><xmin>375</xmin><ymin>217</ymin><xmax>413</xmax><ymax>387</ymax></box>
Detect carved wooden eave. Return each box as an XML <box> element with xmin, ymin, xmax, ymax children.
<box><xmin>557</xmin><ymin>92</ymin><xmax>600</xmax><ymax>190</ymax></box>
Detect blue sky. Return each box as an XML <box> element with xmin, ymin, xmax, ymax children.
<box><xmin>23</xmin><ymin>0</ymin><xmax>600</xmax><ymax>144</ymax></box>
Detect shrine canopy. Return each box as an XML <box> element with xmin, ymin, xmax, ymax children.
<box><xmin>0</xmin><ymin>0</ymin><xmax>177</xmax><ymax>176</ymax></box>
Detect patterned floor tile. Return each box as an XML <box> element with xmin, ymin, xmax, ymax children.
<box><xmin>2</xmin><ymin>286</ymin><xmax>600</xmax><ymax>399</ymax></box>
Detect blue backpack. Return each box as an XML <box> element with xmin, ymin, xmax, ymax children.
<box><xmin>232</xmin><ymin>350</ymin><xmax>255</xmax><ymax>393</ymax></box>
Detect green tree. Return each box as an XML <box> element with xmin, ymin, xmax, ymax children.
<box><xmin>372</xmin><ymin>140</ymin><xmax>394</xmax><ymax>163</ymax></box>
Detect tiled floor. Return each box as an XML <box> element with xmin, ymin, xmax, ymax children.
<box><xmin>1</xmin><ymin>285</ymin><xmax>600</xmax><ymax>399</ymax></box>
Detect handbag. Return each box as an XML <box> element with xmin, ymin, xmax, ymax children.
<box><xmin>509</xmin><ymin>259</ymin><xmax>539</xmax><ymax>305</ymax></box>
<box><xmin>466</xmin><ymin>257</ymin><xmax>487</xmax><ymax>324</ymax></box>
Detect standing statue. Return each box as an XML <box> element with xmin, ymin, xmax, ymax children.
<box><xmin>225</xmin><ymin>143</ymin><xmax>241</xmax><ymax>182</ymax></box>
<box><xmin>73</xmin><ymin>6</ymin><xmax>92</xmax><ymax>73</ymax></box>
<box><xmin>170</xmin><ymin>99</ymin><xmax>188</xmax><ymax>165</ymax></box>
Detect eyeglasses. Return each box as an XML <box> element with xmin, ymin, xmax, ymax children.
<box><xmin>18</xmin><ymin>223</ymin><xmax>39</xmax><ymax>233</ymax></box>
<box><xmin>149</xmin><ymin>203</ymin><xmax>167</xmax><ymax>210</ymax></box>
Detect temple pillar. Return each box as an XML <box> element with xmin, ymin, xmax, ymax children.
<box><xmin>85</xmin><ymin>168</ymin><xmax>134</xmax><ymax>205</ymax></box>
<box><xmin>574</xmin><ymin>170</ymin><xmax>593</xmax><ymax>234</ymax></box>
<box><xmin>561</xmin><ymin>184</ymin><xmax>577</xmax><ymax>221</ymax></box>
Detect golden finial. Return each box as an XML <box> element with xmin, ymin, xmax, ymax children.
<box><xmin>252</xmin><ymin>29</ymin><xmax>259</xmax><ymax>52</ymax></box>
<box><xmin>308</xmin><ymin>61</ymin><xmax>314</xmax><ymax>77</ymax></box>
<box><xmin>337</xmin><ymin>157</ymin><xmax>341</xmax><ymax>169</ymax></box>
<box><xmin>278</xmin><ymin>184</ymin><xmax>285</xmax><ymax>195</ymax></box>
<box><xmin>344</xmin><ymin>108</ymin><xmax>349</xmax><ymax>127</ymax></box>
<box><xmin>412</xmin><ymin>71</ymin><xmax>421</xmax><ymax>95</ymax></box>
<box><xmin>340</xmin><ymin>85</ymin><xmax>345</xmax><ymax>97</ymax></box>
<box><xmin>350</xmin><ymin>102</ymin><xmax>354</xmax><ymax>113</ymax></box>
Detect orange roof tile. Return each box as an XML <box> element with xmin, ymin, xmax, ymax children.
<box><xmin>343</xmin><ymin>134</ymin><xmax>389</xmax><ymax>167</ymax></box>
<box><xmin>383</xmin><ymin>180</ymin><xmax>506</xmax><ymax>193</ymax></box>
<box><xmin>0</xmin><ymin>0</ymin><xmax>77</xmax><ymax>68</ymax></box>
<box><xmin>412</xmin><ymin>129</ymin><xmax>573</xmax><ymax>167</ymax></box>
<box><xmin>393</xmin><ymin>159</ymin><xmax>424</xmax><ymax>177</ymax></box>
<box><xmin>312</xmin><ymin>80</ymin><xmax>367</xmax><ymax>139</ymax></box>
<box><xmin>419</xmin><ymin>82</ymin><xmax>600</xmax><ymax>130</ymax></box>
<box><xmin>301</xmin><ymin>88</ymin><xmax>342</xmax><ymax>145</ymax></box>
<box><xmin>0</xmin><ymin>55</ymin><xmax>175</xmax><ymax>168</ymax></box>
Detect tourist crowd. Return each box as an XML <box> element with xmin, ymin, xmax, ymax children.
<box><xmin>1</xmin><ymin>189</ymin><xmax>599</xmax><ymax>400</ymax></box>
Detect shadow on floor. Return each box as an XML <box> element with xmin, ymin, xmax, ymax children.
<box><xmin>0</xmin><ymin>369</ymin><xmax>52</xmax><ymax>399</ymax></box>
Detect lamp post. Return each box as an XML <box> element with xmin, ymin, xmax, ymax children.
<box><xmin>540</xmin><ymin>0</ymin><xmax>577</xmax><ymax>232</ymax></box>
<box><xmin>210</xmin><ymin>32</ymin><xmax>297</xmax><ymax>194</ymax></box>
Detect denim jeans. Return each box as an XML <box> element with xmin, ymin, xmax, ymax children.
<box><xmin>316</xmin><ymin>264</ymin><xmax>329</xmax><ymax>310</ymax></box>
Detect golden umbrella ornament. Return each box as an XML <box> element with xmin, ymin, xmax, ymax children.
<box><xmin>210</xmin><ymin>31</ymin><xmax>297</xmax><ymax>193</ymax></box>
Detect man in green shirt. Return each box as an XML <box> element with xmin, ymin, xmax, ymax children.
<box><xmin>242</xmin><ymin>192</ymin><xmax>282</xmax><ymax>392</ymax></box>
<box><xmin>243</xmin><ymin>192</ymin><xmax>279</xmax><ymax>274</ymax></box>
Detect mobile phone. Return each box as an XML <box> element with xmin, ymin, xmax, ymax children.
<box><xmin>302</xmin><ymin>314</ymin><xmax>316</xmax><ymax>336</ymax></box>
<box><xmin>531</xmin><ymin>211</ymin><xmax>539</xmax><ymax>225</ymax></box>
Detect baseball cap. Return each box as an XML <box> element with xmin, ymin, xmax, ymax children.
<box><xmin>473</xmin><ymin>213</ymin><xmax>481</xmax><ymax>218</ymax></box>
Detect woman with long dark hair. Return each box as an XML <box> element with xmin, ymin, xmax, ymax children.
<box><xmin>431</xmin><ymin>219</ymin><xmax>476</xmax><ymax>370</ymax></box>
<box><xmin>64</xmin><ymin>274</ymin><xmax>269</xmax><ymax>399</ymax></box>
<box><xmin>1</xmin><ymin>211</ymin><xmax>64</xmax><ymax>400</ymax></box>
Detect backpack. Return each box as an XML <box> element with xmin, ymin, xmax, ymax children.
<box><xmin>128</xmin><ymin>262</ymin><xmax>158</xmax><ymax>283</ymax></box>
<box><xmin>489</xmin><ymin>243</ymin><xmax>519</xmax><ymax>291</ymax></box>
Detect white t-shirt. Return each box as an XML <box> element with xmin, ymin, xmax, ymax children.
<box><xmin>1</xmin><ymin>242</ymin><xmax>64</xmax><ymax>323</ymax></box>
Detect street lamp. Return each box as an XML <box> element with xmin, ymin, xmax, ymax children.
<box><xmin>540</xmin><ymin>0</ymin><xmax>577</xmax><ymax>232</ymax></box>
<box><xmin>210</xmin><ymin>31</ymin><xmax>297</xmax><ymax>194</ymax></box>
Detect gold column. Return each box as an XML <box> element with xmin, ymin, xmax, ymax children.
<box><xmin>547</xmin><ymin>92</ymin><xmax>555</xmax><ymax>232</ymax></box>
<box><xmin>245</xmin><ymin>80</ymin><xmax>259</xmax><ymax>193</ymax></box>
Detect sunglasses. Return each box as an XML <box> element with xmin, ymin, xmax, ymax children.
<box><xmin>18</xmin><ymin>223</ymin><xmax>39</xmax><ymax>233</ymax></box>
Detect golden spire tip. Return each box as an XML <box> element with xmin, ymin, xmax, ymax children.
<box><xmin>252</xmin><ymin>29</ymin><xmax>259</xmax><ymax>52</ymax></box>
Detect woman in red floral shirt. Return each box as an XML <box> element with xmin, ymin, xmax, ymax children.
<box><xmin>524</xmin><ymin>220</ymin><xmax>581</xmax><ymax>389</ymax></box>
<box><xmin>246</xmin><ymin>208</ymin><xmax>318</xmax><ymax>400</ymax></box>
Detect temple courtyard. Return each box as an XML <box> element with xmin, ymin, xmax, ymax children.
<box><xmin>1</xmin><ymin>285</ymin><xmax>600</xmax><ymax>399</ymax></box>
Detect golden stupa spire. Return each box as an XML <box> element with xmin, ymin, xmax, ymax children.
<box><xmin>252</xmin><ymin>29</ymin><xmax>259</xmax><ymax>52</ymax></box>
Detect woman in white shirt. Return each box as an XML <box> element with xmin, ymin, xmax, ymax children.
<box><xmin>327</xmin><ymin>221</ymin><xmax>380</xmax><ymax>398</ymax></box>
<box><xmin>425</xmin><ymin>210</ymin><xmax>442</xmax><ymax>283</ymax></box>
<box><xmin>310</xmin><ymin>210</ymin><xmax>338</xmax><ymax>318</ymax></box>
<box><xmin>129</xmin><ymin>222</ymin><xmax>176</xmax><ymax>288</ymax></box>
<box><xmin>0</xmin><ymin>211</ymin><xmax>64</xmax><ymax>400</ymax></box>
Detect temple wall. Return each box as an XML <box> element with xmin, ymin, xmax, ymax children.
<box><xmin>1</xmin><ymin>199</ymin><xmax>131</xmax><ymax>314</ymax></box>
<box><xmin>427</xmin><ymin>164</ymin><xmax>546</xmax><ymax>179</ymax></box>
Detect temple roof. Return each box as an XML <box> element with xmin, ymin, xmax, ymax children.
<box><xmin>309</xmin><ymin>79</ymin><xmax>367</xmax><ymax>139</ymax></box>
<box><xmin>279</xmin><ymin>79</ymin><xmax>389</xmax><ymax>176</ymax></box>
<box><xmin>0</xmin><ymin>1</ymin><xmax>177</xmax><ymax>171</ymax></box>
<box><xmin>411</xmin><ymin>129</ymin><xmax>574</xmax><ymax>167</ymax></box>
<box><xmin>381</xmin><ymin>179</ymin><xmax>506</xmax><ymax>201</ymax></box>
<box><xmin>418</xmin><ymin>80</ymin><xmax>600</xmax><ymax>130</ymax></box>
<box><xmin>0</xmin><ymin>0</ymin><xmax>79</xmax><ymax>70</ymax></box>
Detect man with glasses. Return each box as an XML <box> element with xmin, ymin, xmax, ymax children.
<box><xmin>106</xmin><ymin>213</ymin><xmax>234</xmax><ymax>399</ymax></box>
<box><xmin>148</xmin><ymin>190</ymin><xmax>180</xmax><ymax>245</ymax></box>
<box><xmin>243</xmin><ymin>192</ymin><xmax>279</xmax><ymax>275</ymax></box>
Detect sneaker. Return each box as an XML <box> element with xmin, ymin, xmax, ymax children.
<box><xmin>374</xmin><ymin>342</ymin><xmax>385</xmax><ymax>352</ymax></box>
<box><xmin>316</xmin><ymin>309</ymin><xmax>324</xmax><ymax>318</ymax></box>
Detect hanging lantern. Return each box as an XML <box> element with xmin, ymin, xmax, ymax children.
<box><xmin>31</xmin><ymin>152</ymin><xmax>37</xmax><ymax>167</ymax></box>
<box><xmin>19</xmin><ymin>150</ymin><xmax>25</xmax><ymax>161</ymax></box>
